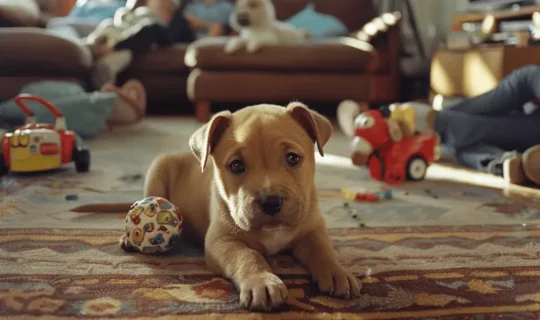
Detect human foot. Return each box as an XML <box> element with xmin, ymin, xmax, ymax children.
<box><xmin>101</xmin><ymin>79</ymin><xmax>147</xmax><ymax>128</ymax></box>
<box><xmin>503</xmin><ymin>155</ymin><xmax>527</xmax><ymax>185</ymax></box>
<box><xmin>502</xmin><ymin>146</ymin><xmax>540</xmax><ymax>186</ymax></box>
<box><xmin>522</xmin><ymin>145</ymin><xmax>540</xmax><ymax>185</ymax></box>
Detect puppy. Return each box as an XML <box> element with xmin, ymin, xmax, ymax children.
<box><xmin>121</xmin><ymin>102</ymin><xmax>361</xmax><ymax>311</ymax></box>
<box><xmin>226</xmin><ymin>0</ymin><xmax>310</xmax><ymax>54</ymax></box>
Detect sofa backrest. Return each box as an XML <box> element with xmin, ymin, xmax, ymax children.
<box><xmin>273</xmin><ymin>0</ymin><xmax>375</xmax><ymax>32</ymax></box>
<box><xmin>137</xmin><ymin>0</ymin><xmax>375</xmax><ymax>32</ymax></box>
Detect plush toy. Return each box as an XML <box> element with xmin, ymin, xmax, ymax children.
<box><xmin>123</xmin><ymin>196</ymin><xmax>183</xmax><ymax>254</ymax></box>
<box><xmin>84</xmin><ymin>1</ymin><xmax>176</xmax><ymax>88</ymax></box>
<box><xmin>338</xmin><ymin>100</ymin><xmax>440</xmax><ymax>185</ymax></box>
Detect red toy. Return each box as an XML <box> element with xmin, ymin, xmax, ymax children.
<box><xmin>351</xmin><ymin>110</ymin><xmax>439</xmax><ymax>185</ymax></box>
<box><xmin>0</xmin><ymin>94</ymin><xmax>90</xmax><ymax>175</ymax></box>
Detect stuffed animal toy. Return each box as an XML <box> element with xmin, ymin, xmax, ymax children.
<box><xmin>225</xmin><ymin>0</ymin><xmax>310</xmax><ymax>54</ymax></box>
<box><xmin>338</xmin><ymin>100</ymin><xmax>440</xmax><ymax>185</ymax></box>
<box><xmin>122</xmin><ymin>196</ymin><xmax>183</xmax><ymax>254</ymax></box>
<box><xmin>84</xmin><ymin>0</ymin><xmax>178</xmax><ymax>88</ymax></box>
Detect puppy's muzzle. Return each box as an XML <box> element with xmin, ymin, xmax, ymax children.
<box><xmin>258</xmin><ymin>194</ymin><xmax>282</xmax><ymax>216</ymax></box>
<box><xmin>236</xmin><ymin>12</ymin><xmax>250</xmax><ymax>27</ymax></box>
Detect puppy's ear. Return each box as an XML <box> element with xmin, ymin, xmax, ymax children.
<box><xmin>286</xmin><ymin>102</ymin><xmax>333</xmax><ymax>156</ymax></box>
<box><xmin>189</xmin><ymin>111</ymin><xmax>232</xmax><ymax>171</ymax></box>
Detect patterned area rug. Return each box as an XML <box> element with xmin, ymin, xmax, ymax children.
<box><xmin>2</xmin><ymin>118</ymin><xmax>540</xmax><ymax>319</ymax></box>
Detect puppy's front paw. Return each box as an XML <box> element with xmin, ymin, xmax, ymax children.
<box><xmin>312</xmin><ymin>264</ymin><xmax>361</xmax><ymax>299</ymax></box>
<box><xmin>239</xmin><ymin>272</ymin><xmax>288</xmax><ymax>311</ymax></box>
<box><xmin>246</xmin><ymin>41</ymin><xmax>261</xmax><ymax>53</ymax></box>
<box><xmin>119</xmin><ymin>235</ymin><xmax>136</xmax><ymax>252</ymax></box>
<box><xmin>225</xmin><ymin>39</ymin><xmax>243</xmax><ymax>54</ymax></box>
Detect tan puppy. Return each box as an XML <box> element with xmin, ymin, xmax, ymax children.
<box><xmin>122</xmin><ymin>102</ymin><xmax>361</xmax><ymax>311</ymax></box>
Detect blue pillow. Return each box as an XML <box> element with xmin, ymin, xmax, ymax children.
<box><xmin>286</xmin><ymin>3</ymin><xmax>348</xmax><ymax>38</ymax></box>
<box><xmin>68</xmin><ymin>0</ymin><xmax>127</xmax><ymax>23</ymax></box>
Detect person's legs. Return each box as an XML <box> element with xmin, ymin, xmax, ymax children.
<box><xmin>455</xmin><ymin>144</ymin><xmax>516</xmax><ymax>175</ymax></box>
<box><xmin>435</xmin><ymin>110</ymin><xmax>540</xmax><ymax>151</ymax></box>
<box><xmin>436</xmin><ymin>111</ymin><xmax>540</xmax><ymax>185</ymax></box>
<box><xmin>448</xmin><ymin>65</ymin><xmax>540</xmax><ymax>115</ymax></box>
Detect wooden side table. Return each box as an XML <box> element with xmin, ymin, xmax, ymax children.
<box><xmin>431</xmin><ymin>45</ymin><xmax>540</xmax><ymax>98</ymax></box>
<box><xmin>452</xmin><ymin>5</ymin><xmax>540</xmax><ymax>32</ymax></box>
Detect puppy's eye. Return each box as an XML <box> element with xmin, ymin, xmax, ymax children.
<box><xmin>249</xmin><ymin>1</ymin><xmax>259</xmax><ymax>8</ymax></box>
<box><xmin>229</xmin><ymin>159</ymin><xmax>247</xmax><ymax>174</ymax></box>
<box><xmin>285</xmin><ymin>152</ymin><xmax>302</xmax><ymax>167</ymax></box>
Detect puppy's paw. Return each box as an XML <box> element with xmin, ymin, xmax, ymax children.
<box><xmin>312</xmin><ymin>264</ymin><xmax>362</xmax><ymax>299</ymax></box>
<box><xmin>119</xmin><ymin>235</ymin><xmax>136</xmax><ymax>252</ymax></box>
<box><xmin>225</xmin><ymin>38</ymin><xmax>243</xmax><ymax>54</ymax></box>
<box><xmin>239</xmin><ymin>272</ymin><xmax>288</xmax><ymax>311</ymax></box>
<box><xmin>246</xmin><ymin>41</ymin><xmax>261</xmax><ymax>53</ymax></box>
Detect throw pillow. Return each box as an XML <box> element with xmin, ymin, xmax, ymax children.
<box><xmin>286</xmin><ymin>3</ymin><xmax>348</xmax><ymax>38</ymax></box>
<box><xmin>0</xmin><ymin>0</ymin><xmax>40</xmax><ymax>27</ymax></box>
<box><xmin>67</xmin><ymin>0</ymin><xmax>127</xmax><ymax>23</ymax></box>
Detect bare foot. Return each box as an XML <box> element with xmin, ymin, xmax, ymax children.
<box><xmin>101</xmin><ymin>79</ymin><xmax>147</xmax><ymax>128</ymax></box>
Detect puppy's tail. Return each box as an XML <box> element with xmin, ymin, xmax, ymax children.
<box><xmin>71</xmin><ymin>202</ymin><xmax>133</xmax><ymax>213</ymax></box>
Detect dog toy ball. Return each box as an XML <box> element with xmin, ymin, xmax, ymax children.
<box><xmin>124</xmin><ymin>196</ymin><xmax>183</xmax><ymax>254</ymax></box>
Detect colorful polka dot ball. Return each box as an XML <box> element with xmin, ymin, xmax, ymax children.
<box><xmin>124</xmin><ymin>197</ymin><xmax>183</xmax><ymax>254</ymax></box>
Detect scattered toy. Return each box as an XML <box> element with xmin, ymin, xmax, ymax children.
<box><xmin>342</xmin><ymin>187</ymin><xmax>393</xmax><ymax>202</ymax></box>
<box><xmin>65</xmin><ymin>194</ymin><xmax>79</xmax><ymax>201</ymax></box>
<box><xmin>122</xmin><ymin>196</ymin><xmax>183</xmax><ymax>254</ymax></box>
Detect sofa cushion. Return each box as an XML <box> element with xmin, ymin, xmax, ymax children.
<box><xmin>124</xmin><ymin>44</ymin><xmax>189</xmax><ymax>75</ymax></box>
<box><xmin>185</xmin><ymin>37</ymin><xmax>380</xmax><ymax>73</ymax></box>
<box><xmin>187</xmin><ymin>70</ymin><xmax>373</xmax><ymax>103</ymax></box>
<box><xmin>0</xmin><ymin>0</ymin><xmax>40</xmax><ymax>27</ymax></box>
<box><xmin>0</xmin><ymin>28</ymin><xmax>92</xmax><ymax>75</ymax></box>
<box><xmin>67</xmin><ymin>0</ymin><xmax>125</xmax><ymax>23</ymax></box>
<box><xmin>286</xmin><ymin>3</ymin><xmax>349</xmax><ymax>38</ymax></box>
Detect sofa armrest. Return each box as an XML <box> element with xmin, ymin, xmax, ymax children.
<box><xmin>351</xmin><ymin>12</ymin><xmax>402</xmax><ymax>77</ymax></box>
<box><xmin>0</xmin><ymin>28</ymin><xmax>92</xmax><ymax>74</ymax></box>
<box><xmin>351</xmin><ymin>12</ymin><xmax>402</xmax><ymax>44</ymax></box>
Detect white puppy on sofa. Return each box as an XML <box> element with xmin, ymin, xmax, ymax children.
<box><xmin>225</xmin><ymin>0</ymin><xmax>310</xmax><ymax>54</ymax></box>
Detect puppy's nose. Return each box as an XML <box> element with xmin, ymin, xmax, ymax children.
<box><xmin>236</xmin><ymin>12</ymin><xmax>250</xmax><ymax>26</ymax></box>
<box><xmin>259</xmin><ymin>195</ymin><xmax>282</xmax><ymax>216</ymax></box>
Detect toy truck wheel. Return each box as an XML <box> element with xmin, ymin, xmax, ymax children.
<box><xmin>406</xmin><ymin>156</ymin><xmax>427</xmax><ymax>181</ymax></box>
<box><xmin>0</xmin><ymin>158</ymin><xmax>8</xmax><ymax>176</ymax></box>
<box><xmin>73</xmin><ymin>147</ymin><xmax>90</xmax><ymax>173</ymax></box>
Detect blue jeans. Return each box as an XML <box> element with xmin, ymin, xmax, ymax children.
<box><xmin>435</xmin><ymin>65</ymin><xmax>540</xmax><ymax>173</ymax></box>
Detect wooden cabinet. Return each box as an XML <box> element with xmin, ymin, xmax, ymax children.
<box><xmin>431</xmin><ymin>45</ymin><xmax>540</xmax><ymax>98</ymax></box>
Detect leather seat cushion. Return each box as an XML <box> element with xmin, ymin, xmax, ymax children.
<box><xmin>0</xmin><ymin>28</ymin><xmax>92</xmax><ymax>74</ymax></box>
<box><xmin>186</xmin><ymin>37</ymin><xmax>381</xmax><ymax>73</ymax></box>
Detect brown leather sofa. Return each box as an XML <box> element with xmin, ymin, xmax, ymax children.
<box><xmin>0</xmin><ymin>0</ymin><xmax>191</xmax><ymax>111</ymax></box>
<box><xmin>186</xmin><ymin>0</ymin><xmax>402</xmax><ymax>121</ymax></box>
<box><xmin>0</xmin><ymin>0</ymin><xmax>401</xmax><ymax>119</ymax></box>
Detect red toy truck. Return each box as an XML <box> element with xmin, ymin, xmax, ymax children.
<box><xmin>351</xmin><ymin>110</ymin><xmax>439</xmax><ymax>185</ymax></box>
<box><xmin>0</xmin><ymin>94</ymin><xmax>90</xmax><ymax>175</ymax></box>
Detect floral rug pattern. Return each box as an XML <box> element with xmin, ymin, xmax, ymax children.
<box><xmin>2</xmin><ymin>119</ymin><xmax>540</xmax><ymax>319</ymax></box>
